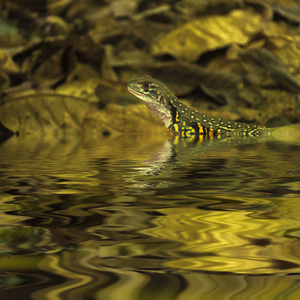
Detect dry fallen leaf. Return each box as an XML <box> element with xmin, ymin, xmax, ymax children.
<box><xmin>0</xmin><ymin>48</ymin><xmax>20</xmax><ymax>74</ymax></box>
<box><xmin>153</xmin><ymin>8</ymin><xmax>263</xmax><ymax>61</ymax></box>
<box><xmin>0</xmin><ymin>86</ymin><xmax>170</xmax><ymax>138</ymax></box>
<box><xmin>266</xmin><ymin>0</ymin><xmax>300</xmax><ymax>23</ymax></box>
<box><xmin>1</xmin><ymin>0</ymin><xmax>300</xmax><ymax>134</ymax></box>
<box><xmin>0</xmin><ymin>90</ymin><xmax>90</xmax><ymax>136</ymax></box>
<box><xmin>239</xmin><ymin>47</ymin><xmax>300</xmax><ymax>93</ymax></box>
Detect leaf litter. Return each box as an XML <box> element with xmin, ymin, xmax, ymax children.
<box><xmin>0</xmin><ymin>0</ymin><xmax>299</xmax><ymax>140</ymax></box>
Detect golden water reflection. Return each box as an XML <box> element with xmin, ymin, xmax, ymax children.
<box><xmin>0</xmin><ymin>134</ymin><xmax>300</xmax><ymax>298</ymax></box>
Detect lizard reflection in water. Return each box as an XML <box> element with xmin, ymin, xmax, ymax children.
<box><xmin>128</xmin><ymin>75</ymin><xmax>266</xmax><ymax>140</ymax></box>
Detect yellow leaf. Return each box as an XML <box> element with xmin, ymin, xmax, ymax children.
<box><xmin>271</xmin><ymin>41</ymin><xmax>300</xmax><ymax>75</ymax></box>
<box><xmin>153</xmin><ymin>9</ymin><xmax>263</xmax><ymax>61</ymax></box>
<box><xmin>84</xmin><ymin>103</ymin><xmax>170</xmax><ymax>139</ymax></box>
<box><xmin>0</xmin><ymin>90</ymin><xmax>90</xmax><ymax>136</ymax></box>
<box><xmin>0</xmin><ymin>88</ymin><xmax>170</xmax><ymax>139</ymax></box>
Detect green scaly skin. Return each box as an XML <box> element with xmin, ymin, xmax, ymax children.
<box><xmin>128</xmin><ymin>75</ymin><xmax>266</xmax><ymax>138</ymax></box>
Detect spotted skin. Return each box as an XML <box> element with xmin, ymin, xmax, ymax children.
<box><xmin>128</xmin><ymin>75</ymin><xmax>266</xmax><ymax>138</ymax></box>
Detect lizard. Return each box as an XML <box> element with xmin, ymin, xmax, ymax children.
<box><xmin>127</xmin><ymin>75</ymin><xmax>266</xmax><ymax>139</ymax></box>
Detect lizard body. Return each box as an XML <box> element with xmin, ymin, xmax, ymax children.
<box><xmin>128</xmin><ymin>75</ymin><xmax>266</xmax><ymax>138</ymax></box>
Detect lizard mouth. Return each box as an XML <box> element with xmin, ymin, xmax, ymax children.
<box><xmin>127</xmin><ymin>86</ymin><xmax>146</xmax><ymax>101</ymax></box>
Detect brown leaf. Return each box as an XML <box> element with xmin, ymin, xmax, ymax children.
<box><xmin>0</xmin><ymin>48</ymin><xmax>20</xmax><ymax>74</ymax></box>
<box><xmin>132</xmin><ymin>4</ymin><xmax>175</xmax><ymax>23</ymax></box>
<box><xmin>239</xmin><ymin>48</ymin><xmax>300</xmax><ymax>93</ymax></box>
<box><xmin>110</xmin><ymin>0</ymin><xmax>138</xmax><ymax>18</ymax></box>
<box><xmin>130</xmin><ymin>61</ymin><xmax>242</xmax><ymax>104</ymax></box>
<box><xmin>9</xmin><ymin>0</ymin><xmax>74</xmax><ymax>15</ymax></box>
<box><xmin>175</xmin><ymin>0</ymin><xmax>244</xmax><ymax>18</ymax></box>
<box><xmin>244</xmin><ymin>0</ymin><xmax>273</xmax><ymax>19</ymax></box>
<box><xmin>267</xmin><ymin>0</ymin><xmax>300</xmax><ymax>23</ymax></box>
<box><xmin>58</xmin><ymin>77</ymin><xmax>140</xmax><ymax>108</ymax></box>
<box><xmin>37</xmin><ymin>15</ymin><xmax>72</xmax><ymax>37</ymax></box>
<box><xmin>0</xmin><ymin>72</ymin><xmax>11</xmax><ymax>93</ymax></box>
<box><xmin>268</xmin><ymin>40</ymin><xmax>300</xmax><ymax>76</ymax></box>
<box><xmin>260</xmin><ymin>89</ymin><xmax>300</xmax><ymax>123</ymax></box>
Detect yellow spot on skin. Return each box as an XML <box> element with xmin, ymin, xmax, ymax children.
<box><xmin>173</xmin><ymin>123</ymin><xmax>179</xmax><ymax>133</ymax></box>
<box><xmin>176</xmin><ymin>111</ymin><xmax>179</xmax><ymax>122</ymax></box>
<box><xmin>198</xmin><ymin>123</ymin><xmax>204</xmax><ymax>134</ymax></box>
<box><xmin>189</xmin><ymin>127</ymin><xmax>195</xmax><ymax>133</ymax></box>
<box><xmin>181</xmin><ymin>131</ymin><xmax>185</xmax><ymax>137</ymax></box>
<box><xmin>209</xmin><ymin>129</ymin><xmax>214</xmax><ymax>138</ymax></box>
<box><xmin>182</xmin><ymin>122</ymin><xmax>186</xmax><ymax>126</ymax></box>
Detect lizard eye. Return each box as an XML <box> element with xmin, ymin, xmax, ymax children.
<box><xmin>142</xmin><ymin>82</ymin><xmax>150</xmax><ymax>92</ymax></box>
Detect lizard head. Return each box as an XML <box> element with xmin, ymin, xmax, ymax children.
<box><xmin>127</xmin><ymin>75</ymin><xmax>174</xmax><ymax>128</ymax></box>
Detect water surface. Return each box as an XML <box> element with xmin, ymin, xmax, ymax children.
<box><xmin>0</xmin><ymin>134</ymin><xmax>300</xmax><ymax>299</ymax></box>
